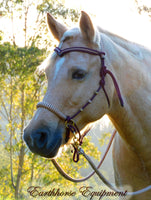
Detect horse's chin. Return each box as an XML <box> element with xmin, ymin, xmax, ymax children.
<box><xmin>43</xmin><ymin>138</ymin><xmax>62</xmax><ymax>158</ymax></box>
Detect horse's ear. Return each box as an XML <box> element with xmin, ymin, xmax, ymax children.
<box><xmin>47</xmin><ymin>13</ymin><xmax>67</xmax><ymax>41</ymax></box>
<box><xmin>80</xmin><ymin>11</ymin><xmax>95</xmax><ymax>43</ymax></box>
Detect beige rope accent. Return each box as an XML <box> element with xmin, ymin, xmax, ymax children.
<box><xmin>37</xmin><ymin>102</ymin><xmax>66</xmax><ymax>120</ymax></box>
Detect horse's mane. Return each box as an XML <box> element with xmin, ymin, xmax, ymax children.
<box><xmin>98</xmin><ymin>26</ymin><xmax>150</xmax><ymax>59</ymax></box>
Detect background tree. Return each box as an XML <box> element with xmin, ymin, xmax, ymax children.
<box><xmin>0</xmin><ymin>39</ymin><xmax>46</xmax><ymax>199</ymax></box>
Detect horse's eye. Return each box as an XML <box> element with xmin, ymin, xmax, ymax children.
<box><xmin>72</xmin><ymin>70</ymin><xmax>87</xmax><ymax>80</ymax></box>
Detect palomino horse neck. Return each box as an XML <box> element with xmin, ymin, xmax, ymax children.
<box><xmin>101</xmin><ymin>30</ymin><xmax>151</xmax><ymax>199</ymax></box>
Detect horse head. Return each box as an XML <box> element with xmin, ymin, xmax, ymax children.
<box><xmin>23</xmin><ymin>12</ymin><xmax>116</xmax><ymax>158</ymax></box>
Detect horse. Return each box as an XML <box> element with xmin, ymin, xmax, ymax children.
<box><xmin>23</xmin><ymin>11</ymin><xmax>151</xmax><ymax>199</ymax></box>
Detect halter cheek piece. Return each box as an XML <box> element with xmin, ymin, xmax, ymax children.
<box><xmin>37</xmin><ymin>46</ymin><xmax>124</xmax><ymax>162</ymax></box>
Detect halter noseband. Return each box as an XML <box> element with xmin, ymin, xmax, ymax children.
<box><xmin>37</xmin><ymin>46</ymin><xmax>124</xmax><ymax>162</ymax></box>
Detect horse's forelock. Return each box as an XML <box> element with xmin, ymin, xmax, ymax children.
<box><xmin>60</xmin><ymin>27</ymin><xmax>80</xmax><ymax>42</ymax></box>
<box><xmin>36</xmin><ymin>52</ymin><xmax>57</xmax><ymax>75</ymax></box>
<box><xmin>61</xmin><ymin>26</ymin><xmax>101</xmax><ymax>48</ymax></box>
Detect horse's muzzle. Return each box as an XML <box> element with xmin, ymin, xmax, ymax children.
<box><xmin>23</xmin><ymin>126</ymin><xmax>62</xmax><ymax>158</ymax></box>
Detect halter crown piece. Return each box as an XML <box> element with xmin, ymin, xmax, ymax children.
<box><xmin>37</xmin><ymin>46</ymin><xmax>124</xmax><ymax>162</ymax></box>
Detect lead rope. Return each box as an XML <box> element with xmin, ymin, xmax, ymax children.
<box><xmin>52</xmin><ymin>129</ymin><xmax>151</xmax><ymax>196</ymax></box>
<box><xmin>51</xmin><ymin>130</ymin><xmax>117</xmax><ymax>182</ymax></box>
<box><xmin>78</xmin><ymin>145</ymin><xmax>151</xmax><ymax>196</ymax></box>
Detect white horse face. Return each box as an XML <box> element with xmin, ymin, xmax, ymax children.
<box><xmin>23</xmin><ymin>12</ymin><xmax>113</xmax><ymax>158</ymax></box>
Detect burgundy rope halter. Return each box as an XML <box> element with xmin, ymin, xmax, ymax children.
<box><xmin>37</xmin><ymin>46</ymin><xmax>124</xmax><ymax>162</ymax></box>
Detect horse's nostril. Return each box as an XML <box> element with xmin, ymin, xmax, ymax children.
<box><xmin>24</xmin><ymin>126</ymin><xmax>63</xmax><ymax>158</ymax></box>
<box><xmin>31</xmin><ymin>129</ymin><xmax>48</xmax><ymax>149</ymax></box>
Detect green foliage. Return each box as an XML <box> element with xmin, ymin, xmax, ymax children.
<box><xmin>0</xmin><ymin>30</ymin><xmax>3</xmax><ymax>41</ymax></box>
<box><xmin>0</xmin><ymin>40</ymin><xmax>46</xmax><ymax>199</ymax></box>
<box><xmin>99</xmin><ymin>132</ymin><xmax>112</xmax><ymax>147</ymax></box>
<box><xmin>0</xmin><ymin>42</ymin><xmax>46</xmax><ymax>123</ymax></box>
<box><xmin>37</xmin><ymin>0</ymin><xmax>80</xmax><ymax>21</ymax></box>
<box><xmin>0</xmin><ymin>43</ymin><xmax>45</xmax><ymax>76</ymax></box>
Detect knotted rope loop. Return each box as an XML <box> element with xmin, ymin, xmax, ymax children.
<box><xmin>99</xmin><ymin>64</ymin><xmax>111</xmax><ymax>107</ymax></box>
<box><xmin>99</xmin><ymin>60</ymin><xmax>124</xmax><ymax>107</ymax></box>
<box><xmin>65</xmin><ymin>116</ymin><xmax>83</xmax><ymax>162</ymax></box>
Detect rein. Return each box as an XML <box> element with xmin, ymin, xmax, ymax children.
<box><xmin>36</xmin><ymin>46</ymin><xmax>151</xmax><ymax>196</ymax></box>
